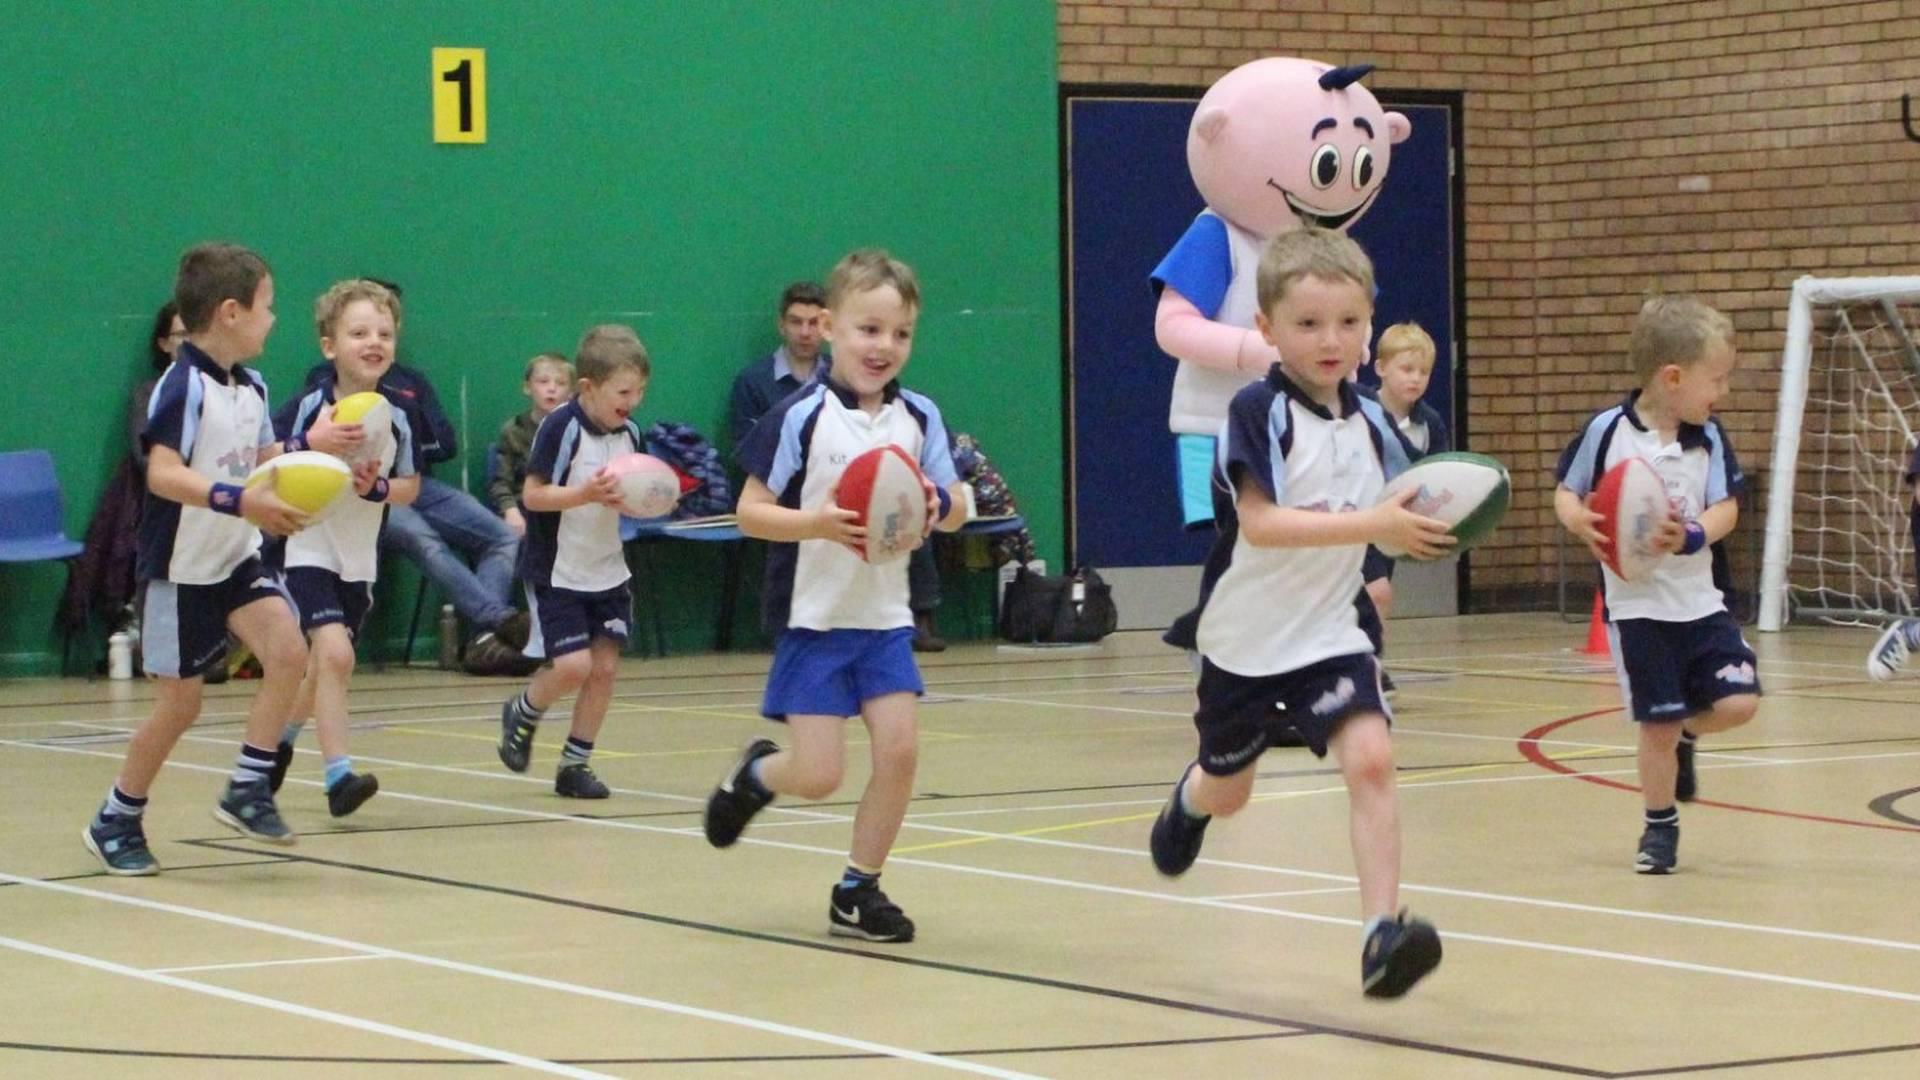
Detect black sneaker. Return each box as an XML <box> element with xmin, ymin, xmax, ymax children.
<box><xmin>83</xmin><ymin>811</ymin><xmax>159</xmax><ymax>876</ymax></box>
<box><xmin>829</xmin><ymin>882</ymin><xmax>916</xmax><ymax>943</ymax></box>
<box><xmin>467</xmin><ymin>632</ymin><xmax>540</xmax><ymax>677</ymax></box>
<box><xmin>555</xmin><ymin>762</ymin><xmax>610</xmax><ymax>799</ymax></box>
<box><xmin>1675</xmin><ymin>738</ymin><xmax>1698</xmax><ymax>803</ymax></box>
<box><xmin>704</xmin><ymin>738</ymin><xmax>779</xmax><ymax>847</ymax></box>
<box><xmin>326</xmin><ymin>772</ymin><xmax>379</xmax><ymax>818</ymax></box>
<box><xmin>267</xmin><ymin>741</ymin><xmax>295</xmax><ymax>794</ymax></box>
<box><xmin>498</xmin><ymin>697</ymin><xmax>539</xmax><ymax>773</ymax></box>
<box><xmin>1148</xmin><ymin>766</ymin><xmax>1210</xmax><ymax>877</ymax></box>
<box><xmin>1362</xmin><ymin>910</ymin><xmax>1443</xmax><ymax>998</ymax></box>
<box><xmin>496</xmin><ymin>610</ymin><xmax>532</xmax><ymax>651</ymax></box>
<box><xmin>213</xmin><ymin>780</ymin><xmax>296</xmax><ymax>845</ymax></box>
<box><xmin>1636</xmin><ymin>823</ymin><xmax>1679</xmax><ymax>874</ymax></box>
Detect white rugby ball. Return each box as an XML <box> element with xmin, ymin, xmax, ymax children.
<box><xmin>836</xmin><ymin>445</ymin><xmax>929</xmax><ymax>564</ymax></box>
<box><xmin>1373</xmin><ymin>451</ymin><xmax>1512</xmax><ymax>559</ymax></box>
<box><xmin>1593</xmin><ymin>456</ymin><xmax>1671</xmax><ymax>583</ymax></box>
<box><xmin>601</xmin><ymin>453</ymin><xmax>682</xmax><ymax>519</ymax></box>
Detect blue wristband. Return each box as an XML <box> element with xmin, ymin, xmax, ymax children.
<box><xmin>282</xmin><ymin>432</ymin><xmax>309</xmax><ymax>455</ymax></box>
<box><xmin>361</xmin><ymin>476</ymin><xmax>390</xmax><ymax>503</ymax></box>
<box><xmin>1680</xmin><ymin>521</ymin><xmax>1707</xmax><ymax>555</ymax></box>
<box><xmin>209</xmin><ymin>482</ymin><xmax>245</xmax><ymax>517</ymax></box>
<box><xmin>933</xmin><ymin>486</ymin><xmax>953</xmax><ymax>520</ymax></box>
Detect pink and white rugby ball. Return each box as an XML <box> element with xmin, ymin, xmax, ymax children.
<box><xmin>601</xmin><ymin>453</ymin><xmax>682</xmax><ymax>519</ymax></box>
<box><xmin>836</xmin><ymin>445</ymin><xmax>928</xmax><ymax>564</ymax></box>
<box><xmin>1592</xmin><ymin>456</ymin><xmax>1670</xmax><ymax>582</ymax></box>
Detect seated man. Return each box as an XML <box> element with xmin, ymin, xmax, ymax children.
<box><xmin>729</xmin><ymin>280</ymin><xmax>947</xmax><ymax>651</ymax></box>
<box><xmin>295</xmin><ymin>280</ymin><xmax>533</xmax><ymax>675</ymax></box>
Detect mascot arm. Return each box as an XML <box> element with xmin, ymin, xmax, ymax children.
<box><xmin>1155</xmin><ymin>288</ymin><xmax>1279</xmax><ymax>376</ymax></box>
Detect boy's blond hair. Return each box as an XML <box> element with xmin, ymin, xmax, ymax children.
<box><xmin>826</xmin><ymin>248</ymin><xmax>921</xmax><ymax>311</ymax></box>
<box><xmin>314</xmin><ymin>279</ymin><xmax>402</xmax><ymax>339</ymax></box>
<box><xmin>1255</xmin><ymin>228</ymin><xmax>1375</xmax><ymax>314</ymax></box>
<box><xmin>1629</xmin><ymin>295</ymin><xmax>1733</xmax><ymax>382</ymax></box>
<box><xmin>1377</xmin><ymin>322</ymin><xmax>1436</xmax><ymax>368</ymax></box>
<box><xmin>524</xmin><ymin>351</ymin><xmax>573</xmax><ymax>382</ymax></box>
<box><xmin>575</xmin><ymin>324</ymin><xmax>650</xmax><ymax>383</ymax></box>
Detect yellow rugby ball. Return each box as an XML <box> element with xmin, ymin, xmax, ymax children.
<box><xmin>330</xmin><ymin>391</ymin><xmax>393</xmax><ymax>465</ymax></box>
<box><xmin>245</xmin><ymin>450</ymin><xmax>353</xmax><ymax>518</ymax></box>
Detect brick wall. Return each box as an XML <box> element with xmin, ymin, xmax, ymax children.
<box><xmin>1059</xmin><ymin>0</ymin><xmax>1920</xmax><ymax>609</ymax></box>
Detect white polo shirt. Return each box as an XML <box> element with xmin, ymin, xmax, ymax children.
<box><xmin>136</xmin><ymin>343</ymin><xmax>274</xmax><ymax>585</ymax></box>
<box><xmin>519</xmin><ymin>399</ymin><xmax>642</xmax><ymax>592</ymax></box>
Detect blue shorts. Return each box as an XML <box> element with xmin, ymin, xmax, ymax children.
<box><xmin>526</xmin><ymin>581</ymin><xmax>632</xmax><ymax>659</ymax></box>
<box><xmin>282</xmin><ymin>566</ymin><xmax>373</xmax><ymax>639</ymax></box>
<box><xmin>1361</xmin><ymin>545</ymin><xmax>1395</xmax><ymax>583</ymax></box>
<box><xmin>762</xmin><ymin>627</ymin><xmax>923</xmax><ymax>721</ymax></box>
<box><xmin>1193</xmin><ymin>652</ymin><xmax>1390</xmax><ymax>768</ymax></box>
<box><xmin>1176</xmin><ymin>434</ymin><xmax>1216</xmax><ymax>528</ymax></box>
<box><xmin>1610</xmin><ymin>611</ymin><xmax>1761</xmax><ymax>722</ymax></box>
<box><xmin>141</xmin><ymin>557</ymin><xmax>291</xmax><ymax>678</ymax></box>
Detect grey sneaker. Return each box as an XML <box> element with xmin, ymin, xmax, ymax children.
<box><xmin>1362</xmin><ymin>911</ymin><xmax>1443</xmax><ymax>998</ymax></box>
<box><xmin>213</xmin><ymin>780</ymin><xmax>296</xmax><ymax>845</ymax></box>
<box><xmin>1867</xmin><ymin>620</ymin><xmax>1913</xmax><ymax>682</ymax></box>
<box><xmin>1636</xmin><ymin>823</ymin><xmax>1679</xmax><ymax>874</ymax></box>
<box><xmin>555</xmin><ymin>762</ymin><xmax>610</xmax><ymax>799</ymax></box>
<box><xmin>498</xmin><ymin>696</ymin><xmax>538</xmax><ymax>773</ymax></box>
<box><xmin>326</xmin><ymin>772</ymin><xmax>379</xmax><ymax>818</ymax></box>
<box><xmin>83</xmin><ymin>812</ymin><xmax>159</xmax><ymax>876</ymax></box>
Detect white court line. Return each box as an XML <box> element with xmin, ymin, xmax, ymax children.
<box><xmin>0</xmin><ymin>873</ymin><xmax>1045</xmax><ymax>1080</ymax></box>
<box><xmin>0</xmin><ymin>933</ymin><xmax>613</xmax><ymax>1079</ymax></box>
<box><xmin>1202</xmin><ymin>887</ymin><xmax>1357</xmax><ymax>901</ymax></box>
<box><xmin>149</xmin><ymin>953</ymin><xmax>391</xmax><ymax>975</ymax></box>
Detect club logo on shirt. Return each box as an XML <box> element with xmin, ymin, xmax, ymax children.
<box><xmin>215</xmin><ymin>446</ymin><xmax>256</xmax><ymax>479</ymax></box>
<box><xmin>1310</xmin><ymin>677</ymin><xmax>1356</xmax><ymax>717</ymax></box>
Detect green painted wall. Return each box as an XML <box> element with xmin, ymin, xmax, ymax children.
<box><xmin>0</xmin><ymin>2</ymin><xmax>1061</xmax><ymax>674</ymax></box>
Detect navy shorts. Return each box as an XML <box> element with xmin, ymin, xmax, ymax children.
<box><xmin>141</xmin><ymin>557</ymin><xmax>291</xmax><ymax>678</ymax></box>
<box><xmin>282</xmin><ymin>566</ymin><xmax>374</xmax><ymax>639</ymax></box>
<box><xmin>526</xmin><ymin>581</ymin><xmax>632</xmax><ymax>659</ymax></box>
<box><xmin>1193</xmin><ymin>651</ymin><xmax>1390</xmax><ymax>769</ymax></box>
<box><xmin>1361</xmin><ymin>545</ymin><xmax>1395</xmax><ymax>583</ymax></box>
<box><xmin>762</xmin><ymin>627</ymin><xmax>923</xmax><ymax>720</ymax></box>
<box><xmin>1610</xmin><ymin>611</ymin><xmax>1761</xmax><ymax>722</ymax></box>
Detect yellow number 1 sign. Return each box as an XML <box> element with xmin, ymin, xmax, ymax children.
<box><xmin>432</xmin><ymin>48</ymin><xmax>486</xmax><ymax>144</ymax></box>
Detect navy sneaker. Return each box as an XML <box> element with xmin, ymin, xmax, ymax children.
<box><xmin>213</xmin><ymin>780</ymin><xmax>296</xmax><ymax>845</ymax></box>
<box><xmin>1362</xmin><ymin>911</ymin><xmax>1443</xmax><ymax>998</ymax></box>
<box><xmin>267</xmin><ymin>741</ymin><xmax>295</xmax><ymax>794</ymax></box>
<box><xmin>498</xmin><ymin>697</ymin><xmax>538</xmax><ymax>773</ymax></box>
<box><xmin>1148</xmin><ymin>765</ymin><xmax>1210</xmax><ymax>877</ymax></box>
<box><xmin>1636</xmin><ymin>823</ymin><xmax>1679</xmax><ymax>874</ymax></box>
<box><xmin>1675</xmin><ymin>738</ymin><xmax>1698</xmax><ymax>803</ymax></box>
<box><xmin>1867</xmin><ymin>620</ymin><xmax>1914</xmax><ymax>682</ymax></box>
<box><xmin>829</xmin><ymin>882</ymin><xmax>916</xmax><ymax>943</ymax></box>
<box><xmin>326</xmin><ymin>772</ymin><xmax>379</xmax><ymax>818</ymax></box>
<box><xmin>555</xmin><ymin>762</ymin><xmax>610</xmax><ymax>799</ymax></box>
<box><xmin>704</xmin><ymin>738</ymin><xmax>778</xmax><ymax>847</ymax></box>
<box><xmin>83</xmin><ymin>812</ymin><xmax>158</xmax><ymax>876</ymax></box>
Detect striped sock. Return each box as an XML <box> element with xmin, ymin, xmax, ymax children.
<box><xmin>514</xmin><ymin>692</ymin><xmax>545</xmax><ymax>724</ymax></box>
<box><xmin>561</xmin><ymin>736</ymin><xmax>593</xmax><ymax>766</ymax></box>
<box><xmin>103</xmin><ymin>785</ymin><xmax>148</xmax><ymax>820</ymax></box>
<box><xmin>1645</xmin><ymin>806</ymin><xmax>1679</xmax><ymax>829</ymax></box>
<box><xmin>838</xmin><ymin>865</ymin><xmax>880</xmax><ymax>892</ymax></box>
<box><xmin>1680</xmin><ymin>729</ymin><xmax>1698</xmax><ymax>747</ymax></box>
<box><xmin>324</xmin><ymin>756</ymin><xmax>352</xmax><ymax>791</ymax></box>
<box><xmin>232</xmin><ymin>743</ymin><xmax>277</xmax><ymax>786</ymax></box>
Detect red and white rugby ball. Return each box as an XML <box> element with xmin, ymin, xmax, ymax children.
<box><xmin>600</xmin><ymin>453</ymin><xmax>682</xmax><ymax>519</ymax></box>
<box><xmin>836</xmin><ymin>445</ymin><xmax>928</xmax><ymax>564</ymax></box>
<box><xmin>1592</xmin><ymin>456</ymin><xmax>1670</xmax><ymax>583</ymax></box>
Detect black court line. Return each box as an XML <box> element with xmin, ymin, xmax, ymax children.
<box><xmin>179</xmin><ymin>838</ymin><xmax>1612</xmax><ymax>1077</ymax></box>
<box><xmin>0</xmin><ymin>858</ymin><xmax>294</xmax><ymax>890</ymax></box>
<box><xmin>1608</xmin><ymin>1040</ymin><xmax>1920</xmax><ymax>1077</ymax></box>
<box><xmin>0</xmin><ymin>1030</ymin><xmax>1309</xmax><ymax>1067</ymax></box>
<box><xmin>1868</xmin><ymin>785</ymin><xmax>1920</xmax><ymax>828</ymax></box>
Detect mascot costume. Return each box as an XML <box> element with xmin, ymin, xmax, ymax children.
<box><xmin>1152</xmin><ymin>58</ymin><xmax>1410</xmax><ymax>652</ymax></box>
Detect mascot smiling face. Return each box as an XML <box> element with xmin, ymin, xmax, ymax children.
<box><xmin>1187</xmin><ymin>58</ymin><xmax>1411</xmax><ymax>240</ymax></box>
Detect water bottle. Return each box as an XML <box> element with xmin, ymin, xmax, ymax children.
<box><xmin>437</xmin><ymin>604</ymin><xmax>460</xmax><ymax>669</ymax></box>
<box><xmin>107</xmin><ymin>632</ymin><xmax>133</xmax><ymax>680</ymax></box>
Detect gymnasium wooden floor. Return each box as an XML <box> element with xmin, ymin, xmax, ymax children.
<box><xmin>3</xmin><ymin>612</ymin><xmax>1917</xmax><ymax>1078</ymax></box>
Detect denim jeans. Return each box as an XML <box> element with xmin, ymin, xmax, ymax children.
<box><xmin>381</xmin><ymin>476</ymin><xmax>520</xmax><ymax>631</ymax></box>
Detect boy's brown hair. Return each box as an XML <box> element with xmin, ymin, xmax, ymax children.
<box><xmin>826</xmin><ymin>249</ymin><xmax>920</xmax><ymax>311</ymax></box>
<box><xmin>1255</xmin><ymin>227</ymin><xmax>1376</xmax><ymax>314</ymax></box>
<box><xmin>1629</xmin><ymin>295</ymin><xmax>1734</xmax><ymax>381</ymax></box>
<box><xmin>174</xmin><ymin>242</ymin><xmax>271</xmax><ymax>333</ymax></box>
<box><xmin>575</xmin><ymin>325</ymin><xmax>650</xmax><ymax>383</ymax></box>
<box><xmin>314</xmin><ymin>279</ymin><xmax>403</xmax><ymax>340</ymax></box>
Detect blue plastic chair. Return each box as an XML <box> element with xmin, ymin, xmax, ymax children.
<box><xmin>0</xmin><ymin>450</ymin><xmax>88</xmax><ymax>671</ymax></box>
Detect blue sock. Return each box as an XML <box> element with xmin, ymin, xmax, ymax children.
<box><xmin>232</xmin><ymin>743</ymin><xmax>277</xmax><ymax>786</ymax></box>
<box><xmin>838</xmin><ymin>866</ymin><xmax>879</xmax><ymax>892</ymax></box>
<box><xmin>281</xmin><ymin>721</ymin><xmax>305</xmax><ymax>748</ymax></box>
<box><xmin>561</xmin><ymin>736</ymin><xmax>593</xmax><ymax>766</ymax></box>
<box><xmin>103</xmin><ymin>785</ymin><xmax>147</xmax><ymax>820</ymax></box>
<box><xmin>324</xmin><ymin>757</ymin><xmax>352</xmax><ymax>791</ymax></box>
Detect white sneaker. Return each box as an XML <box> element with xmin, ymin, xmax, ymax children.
<box><xmin>1867</xmin><ymin>620</ymin><xmax>1913</xmax><ymax>682</ymax></box>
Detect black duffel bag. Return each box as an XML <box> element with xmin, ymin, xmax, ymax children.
<box><xmin>998</xmin><ymin>564</ymin><xmax>1118</xmax><ymax>643</ymax></box>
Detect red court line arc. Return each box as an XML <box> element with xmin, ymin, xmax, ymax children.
<box><xmin>1517</xmin><ymin>711</ymin><xmax>1920</xmax><ymax>836</ymax></box>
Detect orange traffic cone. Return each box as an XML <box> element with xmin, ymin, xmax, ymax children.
<box><xmin>1580</xmin><ymin>590</ymin><xmax>1610</xmax><ymax>656</ymax></box>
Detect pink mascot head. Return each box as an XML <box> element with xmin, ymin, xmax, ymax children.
<box><xmin>1188</xmin><ymin>58</ymin><xmax>1411</xmax><ymax>240</ymax></box>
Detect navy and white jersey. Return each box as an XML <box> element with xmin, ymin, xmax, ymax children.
<box><xmin>1195</xmin><ymin>367</ymin><xmax>1413</xmax><ymax>678</ymax></box>
<box><xmin>518</xmin><ymin>399</ymin><xmax>641</xmax><ymax>592</ymax></box>
<box><xmin>1557</xmin><ymin>390</ymin><xmax>1744</xmax><ymax>622</ymax></box>
<box><xmin>738</xmin><ymin>376</ymin><xmax>961</xmax><ymax>632</ymax></box>
<box><xmin>136</xmin><ymin>342</ymin><xmax>273</xmax><ymax>585</ymax></box>
<box><xmin>274</xmin><ymin>384</ymin><xmax>421</xmax><ymax>583</ymax></box>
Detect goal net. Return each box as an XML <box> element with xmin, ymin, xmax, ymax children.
<box><xmin>1759</xmin><ymin>277</ymin><xmax>1920</xmax><ymax>631</ymax></box>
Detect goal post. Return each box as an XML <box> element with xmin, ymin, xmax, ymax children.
<box><xmin>1759</xmin><ymin>276</ymin><xmax>1920</xmax><ymax>631</ymax></box>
